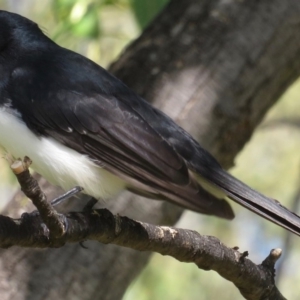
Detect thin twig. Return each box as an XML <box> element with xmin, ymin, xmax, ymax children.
<box><xmin>11</xmin><ymin>158</ymin><xmax>66</xmax><ymax>238</ymax></box>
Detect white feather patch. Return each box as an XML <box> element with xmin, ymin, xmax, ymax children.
<box><xmin>0</xmin><ymin>107</ymin><xmax>126</xmax><ymax>199</ymax></box>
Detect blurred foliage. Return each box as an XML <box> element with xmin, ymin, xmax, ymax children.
<box><xmin>0</xmin><ymin>0</ymin><xmax>299</xmax><ymax>299</ymax></box>
<box><xmin>50</xmin><ymin>0</ymin><xmax>140</xmax><ymax>67</ymax></box>
<box><xmin>52</xmin><ymin>0</ymin><xmax>101</xmax><ymax>39</ymax></box>
<box><xmin>130</xmin><ymin>0</ymin><xmax>169</xmax><ymax>29</ymax></box>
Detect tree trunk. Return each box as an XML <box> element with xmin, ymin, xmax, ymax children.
<box><xmin>1</xmin><ymin>0</ymin><xmax>300</xmax><ymax>299</ymax></box>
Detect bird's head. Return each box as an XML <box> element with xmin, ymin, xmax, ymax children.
<box><xmin>0</xmin><ymin>10</ymin><xmax>47</xmax><ymax>55</ymax></box>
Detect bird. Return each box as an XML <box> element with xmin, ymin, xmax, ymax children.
<box><xmin>0</xmin><ymin>10</ymin><xmax>299</xmax><ymax>236</ymax></box>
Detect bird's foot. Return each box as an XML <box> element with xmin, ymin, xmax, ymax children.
<box><xmin>51</xmin><ymin>186</ymin><xmax>84</xmax><ymax>206</ymax></box>
<box><xmin>83</xmin><ymin>197</ymin><xmax>98</xmax><ymax>211</ymax></box>
<box><xmin>21</xmin><ymin>210</ymin><xmax>69</xmax><ymax>236</ymax></box>
<box><xmin>23</xmin><ymin>186</ymin><xmax>84</xmax><ymax>221</ymax></box>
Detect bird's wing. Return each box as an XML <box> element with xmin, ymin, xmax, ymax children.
<box><xmin>10</xmin><ymin>50</ymin><xmax>300</xmax><ymax>234</ymax></box>
<box><xmin>118</xmin><ymin>82</ymin><xmax>300</xmax><ymax>236</ymax></box>
<box><xmin>8</xmin><ymin>59</ymin><xmax>233</xmax><ymax>219</ymax></box>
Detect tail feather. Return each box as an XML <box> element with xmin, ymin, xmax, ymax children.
<box><xmin>204</xmin><ymin>168</ymin><xmax>300</xmax><ymax>236</ymax></box>
<box><xmin>128</xmin><ymin>178</ymin><xmax>235</xmax><ymax>220</ymax></box>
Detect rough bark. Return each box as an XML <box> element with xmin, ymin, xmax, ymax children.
<box><xmin>1</xmin><ymin>0</ymin><xmax>300</xmax><ymax>299</ymax></box>
<box><xmin>0</xmin><ymin>166</ymin><xmax>286</xmax><ymax>300</ymax></box>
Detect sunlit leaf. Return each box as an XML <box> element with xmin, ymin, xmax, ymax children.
<box><xmin>70</xmin><ymin>4</ymin><xmax>100</xmax><ymax>38</ymax></box>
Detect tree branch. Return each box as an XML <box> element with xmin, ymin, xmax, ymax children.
<box><xmin>11</xmin><ymin>158</ymin><xmax>66</xmax><ymax>238</ymax></box>
<box><xmin>0</xmin><ymin>164</ymin><xmax>286</xmax><ymax>300</ymax></box>
<box><xmin>2</xmin><ymin>1</ymin><xmax>300</xmax><ymax>299</ymax></box>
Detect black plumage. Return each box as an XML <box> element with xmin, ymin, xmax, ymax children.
<box><xmin>0</xmin><ymin>10</ymin><xmax>300</xmax><ymax>235</ymax></box>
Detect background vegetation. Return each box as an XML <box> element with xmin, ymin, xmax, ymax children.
<box><xmin>0</xmin><ymin>0</ymin><xmax>299</xmax><ymax>299</ymax></box>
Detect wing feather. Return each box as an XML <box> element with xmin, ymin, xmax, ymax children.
<box><xmin>7</xmin><ymin>50</ymin><xmax>234</xmax><ymax>219</ymax></box>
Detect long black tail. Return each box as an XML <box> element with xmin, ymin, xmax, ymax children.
<box><xmin>203</xmin><ymin>167</ymin><xmax>300</xmax><ymax>236</ymax></box>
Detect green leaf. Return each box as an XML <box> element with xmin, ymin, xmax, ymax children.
<box><xmin>52</xmin><ymin>0</ymin><xmax>77</xmax><ymax>19</ymax></box>
<box><xmin>70</xmin><ymin>4</ymin><xmax>100</xmax><ymax>38</ymax></box>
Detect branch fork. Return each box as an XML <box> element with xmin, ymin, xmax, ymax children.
<box><xmin>0</xmin><ymin>157</ymin><xmax>285</xmax><ymax>299</ymax></box>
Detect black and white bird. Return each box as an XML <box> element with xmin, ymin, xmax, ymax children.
<box><xmin>0</xmin><ymin>10</ymin><xmax>299</xmax><ymax>235</ymax></box>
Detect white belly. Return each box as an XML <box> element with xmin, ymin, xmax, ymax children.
<box><xmin>0</xmin><ymin>107</ymin><xmax>126</xmax><ymax>199</ymax></box>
